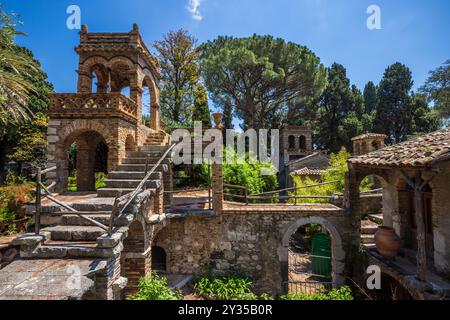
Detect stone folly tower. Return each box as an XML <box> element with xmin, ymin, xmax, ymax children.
<box><xmin>46</xmin><ymin>24</ymin><xmax>162</xmax><ymax>192</ymax></box>
<box><xmin>351</xmin><ymin>133</ymin><xmax>387</xmax><ymax>156</ymax></box>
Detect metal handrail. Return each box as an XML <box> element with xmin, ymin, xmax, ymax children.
<box><xmin>34</xmin><ymin>166</ymin><xmax>110</xmax><ymax>235</ymax></box>
<box><xmin>108</xmin><ymin>144</ymin><xmax>176</xmax><ymax>234</ymax></box>
<box><xmin>249</xmin><ymin>180</ymin><xmax>339</xmax><ymax>197</ymax></box>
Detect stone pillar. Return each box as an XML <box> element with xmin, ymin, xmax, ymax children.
<box><xmin>163</xmin><ymin>164</ymin><xmax>173</xmax><ymax>207</ymax></box>
<box><xmin>77</xmin><ymin>63</ymin><xmax>92</xmax><ymax>93</ymax></box>
<box><xmin>212</xmin><ymin>162</ymin><xmax>224</xmax><ymax>213</ymax></box>
<box><xmin>212</xmin><ymin>112</ymin><xmax>224</xmax><ymax>213</ymax></box>
<box><xmin>130</xmin><ymin>78</ymin><xmax>143</xmax><ymax>125</ymax></box>
<box><xmin>150</xmin><ymin>103</ymin><xmax>161</xmax><ymax>131</ymax></box>
<box><xmin>76</xmin><ymin>137</ymin><xmax>96</xmax><ymax>191</ymax></box>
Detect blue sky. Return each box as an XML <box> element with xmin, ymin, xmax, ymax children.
<box><xmin>3</xmin><ymin>0</ymin><xmax>450</xmax><ymax>111</ymax></box>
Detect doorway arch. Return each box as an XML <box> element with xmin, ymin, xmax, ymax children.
<box><xmin>280</xmin><ymin>216</ymin><xmax>345</xmax><ymax>292</ymax></box>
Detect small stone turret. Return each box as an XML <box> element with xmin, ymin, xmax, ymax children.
<box><xmin>352</xmin><ymin>133</ymin><xmax>387</xmax><ymax>156</ymax></box>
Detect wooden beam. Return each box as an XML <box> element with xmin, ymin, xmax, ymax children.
<box><xmin>414</xmin><ymin>170</ymin><xmax>427</xmax><ymax>281</ymax></box>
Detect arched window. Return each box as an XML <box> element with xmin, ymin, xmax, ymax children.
<box><xmin>299</xmin><ymin>136</ymin><xmax>307</xmax><ymax>151</ymax></box>
<box><xmin>288</xmin><ymin>135</ymin><xmax>296</xmax><ymax>149</ymax></box>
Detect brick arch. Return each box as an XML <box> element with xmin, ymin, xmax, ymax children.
<box><xmin>141</xmin><ymin>75</ymin><xmax>159</xmax><ymax>107</ymax></box>
<box><xmin>279</xmin><ymin>216</ymin><xmax>345</xmax><ymax>288</ymax></box>
<box><xmin>54</xmin><ymin>120</ymin><xmax>117</xmax><ymax>192</ymax></box>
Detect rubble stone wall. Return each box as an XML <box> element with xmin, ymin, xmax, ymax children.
<box><xmin>154</xmin><ymin>209</ymin><xmax>350</xmax><ymax>295</ymax></box>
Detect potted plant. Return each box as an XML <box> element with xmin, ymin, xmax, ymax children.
<box><xmin>374</xmin><ymin>226</ymin><xmax>401</xmax><ymax>260</ymax></box>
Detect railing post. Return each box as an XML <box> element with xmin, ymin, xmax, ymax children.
<box><xmin>144</xmin><ymin>154</ymin><xmax>149</xmax><ymax>175</ymax></box>
<box><xmin>245</xmin><ymin>187</ymin><xmax>248</xmax><ymax>205</ymax></box>
<box><xmin>35</xmin><ymin>167</ymin><xmax>42</xmax><ymax>235</ymax></box>
<box><xmin>208</xmin><ymin>160</ymin><xmax>212</xmax><ymax>210</ymax></box>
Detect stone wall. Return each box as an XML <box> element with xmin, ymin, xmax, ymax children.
<box><xmin>154</xmin><ymin>208</ymin><xmax>350</xmax><ymax>295</ymax></box>
<box><xmin>359</xmin><ymin>194</ymin><xmax>382</xmax><ymax>217</ymax></box>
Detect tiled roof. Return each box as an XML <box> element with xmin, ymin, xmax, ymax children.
<box><xmin>292</xmin><ymin>167</ymin><xmax>326</xmax><ymax>176</ymax></box>
<box><xmin>288</xmin><ymin>152</ymin><xmax>327</xmax><ymax>165</ymax></box>
<box><xmin>349</xmin><ymin>127</ymin><xmax>450</xmax><ymax>168</ymax></box>
<box><xmin>351</xmin><ymin>133</ymin><xmax>387</xmax><ymax>141</ymax></box>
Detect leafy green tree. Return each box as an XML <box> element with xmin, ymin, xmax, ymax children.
<box><xmin>291</xmin><ymin>148</ymin><xmax>372</xmax><ymax>203</ymax></box>
<box><xmin>363</xmin><ymin>81</ymin><xmax>378</xmax><ymax>113</ymax></box>
<box><xmin>200</xmin><ymin>35</ymin><xmax>327</xmax><ymax>130</ymax></box>
<box><xmin>192</xmin><ymin>83</ymin><xmax>211</xmax><ymax>127</ymax></box>
<box><xmin>202</xmin><ymin>147</ymin><xmax>278</xmax><ymax>196</ymax></box>
<box><xmin>375</xmin><ymin>62</ymin><xmax>440</xmax><ymax>143</ymax></box>
<box><xmin>7</xmin><ymin>113</ymin><xmax>48</xmax><ymax>168</ymax></box>
<box><xmin>153</xmin><ymin>29</ymin><xmax>200</xmax><ymax>126</ymax></box>
<box><xmin>0</xmin><ymin>11</ymin><xmax>53</xmax><ymax>182</ymax></box>
<box><xmin>419</xmin><ymin>60</ymin><xmax>450</xmax><ymax>122</ymax></box>
<box><xmin>316</xmin><ymin>64</ymin><xmax>366</xmax><ymax>152</ymax></box>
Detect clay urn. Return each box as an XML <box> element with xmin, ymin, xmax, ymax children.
<box><xmin>374</xmin><ymin>226</ymin><xmax>401</xmax><ymax>260</ymax></box>
<box><xmin>212</xmin><ymin>112</ymin><xmax>224</xmax><ymax>129</ymax></box>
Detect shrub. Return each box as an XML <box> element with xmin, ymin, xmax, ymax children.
<box><xmin>0</xmin><ymin>182</ymin><xmax>35</xmax><ymax>213</ymax></box>
<box><xmin>95</xmin><ymin>172</ymin><xmax>107</xmax><ymax>189</ymax></box>
<box><xmin>194</xmin><ymin>276</ymin><xmax>257</xmax><ymax>300</ymax></box>
<box><xmin>0</xmin><ymin>206</ymin><xmax>16</xmax><ymax>224</ymax></box>
<box><xmin>290</xmin><ymin>148</ymin><xmax>372</xmax><ymax>203</ymax></box>
<box><xmin>279</xmin><ymin>286</ymin><xmax>353</xmax><ymax>300</ymax></box>
<box><xmin>201</xmin><ymin>147</ymin><xmax>279</xmax><ymax>202</ymax></box>
<box><xmin>127</xmin><ymin>273</ymin><xmax>183</xmax><ymax>300</ymax></box>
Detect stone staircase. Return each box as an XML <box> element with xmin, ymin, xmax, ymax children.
<box><xmin>15</xmin><ymin>145</ymin><xmax>172</xmax><ymax>260</ymax></box>
<box><xmin>361</xmin><ymin>220</ymin><xmax>379</xmax><ymax>246</ymax></box>
<box><xmin>145</xmin><ymin>130</ymin><xmax>170</xmax><ymax>146</ymax></box>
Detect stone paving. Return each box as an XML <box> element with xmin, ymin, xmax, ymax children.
<box><xmin>0</xmin><ymin>259</ymin><xmax>105</xmax><ymax>300</ymax></box>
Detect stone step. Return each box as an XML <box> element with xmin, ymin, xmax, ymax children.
<box><xmin>61</xmin><ymin>214</ymin><xmax>111</xmax><ymax>226</ymax></box>
<box><xmin>361</xmin><ymin>234</ymin><xmax>375</xmax><ymax>244</ymax></box>
<box><xmin>126</xmin><ymin>151</ymin><xmax>167</xmax><ymax>158</ymax></box>
<box><xmin>104</xmin><ymin>179</ymin><xmax>161</xmax><ymax>189</ymax></box>
<box><xmin>139</xmin><ymin>146</ymin><xmax>170</xmax><ymax>152</ymax></box>
<box><xmin>60</xmin><ymin>214</ymin><xmax>131</xmax><ymax>227</ymax></box>
<box><xmin>361</xmin><ymin>225</ymin><xmax>378</xmax><ymax>235</ymax></box>
<box><xmin>116</xmin><ymin>164</ymin><xmax>167</xmax><ymax>172</ymax></box>
<box><xmin>368</xmin><ymin>214</ymin><xmax>383</xmax><ymax>225</ymax></box>
<box><xmin>122</xmin><ymin>157</ymin><xmax>171</xmax><ymax>165</ymax></box>
<box><xmin>42</xmin><ymin>225</ymin><xmax>106</xmax><ymax>241</ymax></box>
<box><xmin>97</xmin><ymin>188</ymin><xmax>135</xmax><ymax>198</ymax></box>
<box><xmin>23</xmin><ymin>241</ymin><xmax>101</xmax><ymax>259</ymax></box>
<box><xmin>97</xmin><ymin>187</ymin><xmax>158</xmax><ymax>198</ymax></box>
<box><xmin>108</xmin><ymin>171</ymin><xmax>162</xmax><ymax>180</ymax></box>
<box><xmin>70</xmin><ymin>200</ymin><xmax>116</xmax><ymax>212</ymax></box>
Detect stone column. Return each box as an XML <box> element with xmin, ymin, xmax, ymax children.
<box><xmin>150</xmin><ymin>103</ymin><xmax>161</xmax><ymax>131</ymax></box>
<box><xmin>76</xmin><ymin>137</ymin><xmax>95</xmax><ymax>191</ymax></box>
<box><xmin>212</xmin><ymin>113</ymin><xmax>224</xmax><ymax>213</ymax></box>
<box><xmin>130</xmin><ymin>76</ymin><xmax>143</xmax><ymax>125</ymax></box>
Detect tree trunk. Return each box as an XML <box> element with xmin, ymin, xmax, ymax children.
<box><xmin>0</xmin><ymin>136</ymin><xmax>7</xmax><ymax>184</ymax></box>
<box><xmin>414</xmin><ymin>170</ymin><xmax>427</xmax><ymax>281</ymax></box>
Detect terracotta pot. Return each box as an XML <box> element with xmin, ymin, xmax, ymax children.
<box><xmin>212</xmin><ymin>112</ymin><xmax>224</xmax><ymax>129</ymax></box>
<box><xmin>374</xmin><ymin>226</ymin><xmax>401</xmax><ymax>260</ymax></box>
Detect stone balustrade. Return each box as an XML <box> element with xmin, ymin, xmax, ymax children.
<box><xmin>49</xmin><ymin>93</ymin><xmax>138</xmax><ymax>122</ymax></box>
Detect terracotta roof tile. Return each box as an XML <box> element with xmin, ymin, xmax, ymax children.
<box><xmin>292</xmin><ymin>167</ymin><xmax>326</xmax><ymax>176</ymax></box>
<box><xmin>349</xmin><ymin>127</ymin><xmax>450</xmax><ymax>168</ymax></box>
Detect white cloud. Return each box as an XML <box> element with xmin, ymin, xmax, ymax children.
<box><xmin>186</xmin><ymin>0</ymin><xmax>203</xmax><ymax>21</ymax></box>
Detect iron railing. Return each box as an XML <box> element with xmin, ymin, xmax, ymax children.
<box><xmin>107</xmin><ymin>143</ymin><xmax>176</xmax><ymax>233</ymax></box>
<box><xmin>34</xmin><ymin>144</ymin><xmax>176</xmax><ymax>236</ymax></box>
<box><xmin>34</xmin><ymin>166</ymin><xmax>110</xmax><ymax>235</ymax></box>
